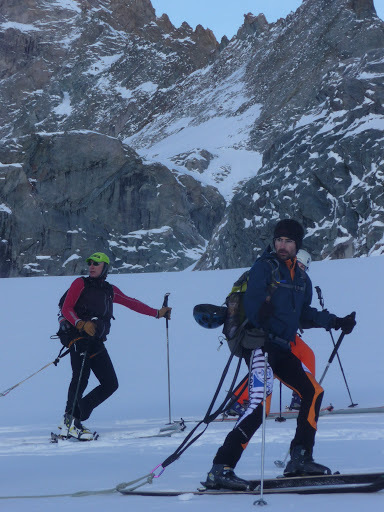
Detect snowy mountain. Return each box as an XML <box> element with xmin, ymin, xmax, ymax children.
<box><xmin>0</xmin><ymin>0</ymin><xmax>383</xmax><ymax>276</ymax></box>
<box><xmin>0</xmin><ymin>256</ymin><xmax>383</xmax><ymax>510</ymax></box>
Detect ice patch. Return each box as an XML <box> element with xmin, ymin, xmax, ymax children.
<box><xmin>0</xmin><ymin>22</ymin><xmax>40</xmax><ymax>32</ymax></box>
<box><xmin>0</xmin><ymin>204</ymin><xmax>12</xmax><ymax>214</ymax></box>
<box><xmin>86</xmin><ymin>54</ymin><xmax>124</xmax><ymax>76</ymax></box>
<box><xmin>51</xmin><ymin>0</ymin><xmax>81</xmax><ymax>13</ymax></box>
<box><xmin>53</xmin><ymin>92</ymin><xmax>72</xmax><ymax>117</ymax></box>
<box><xmin>62</xmin><ymin>254</ymin><xmax>81</xmax><ymax>267</ymax></box>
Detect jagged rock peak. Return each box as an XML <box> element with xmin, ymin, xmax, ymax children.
<box><xmin>180</xmin><ymin>20</ymin><xmax>193</xmax><ymax>32</ymax></box>
<box><xmin>245</xmin><ymin>12</ymin><xmax>269</xmax><ymax>27</ymax></box>
<box><xmin>108</xmin><ymin>0</ymin><xmax>156</xmax><ymax>30</ymax></box>
<box><xmin>219</xmin><ymin>34</ymin><xmax>230</xmax><ymax>50</ymax></box>
<box><xmin>194</xmin><ymin>24</ymin><xmax>217</xmax><ymax>46</ymax></box>
<box><xmin>169</xmin><ymin>20</ymin><xmax>218</xmax><ymax>47</ymax></box>
<box><xmin>301</xmin><ymin>0</ymin><xmax>376</xmax><ymax>19</ymax></box>
<box><xmin>236</xmin><ymin>12</ymin><xmax>270</xmax><ymax>39</ymax></box>
<box><xmin>348</xmin><ymin>0</ymin><xmax>377</xmax><ymax>19</ymax></box>
<box><xmin>156</xmin><ymin>12</ymin><xmax>174</xmax><ymax>32</ymax></box>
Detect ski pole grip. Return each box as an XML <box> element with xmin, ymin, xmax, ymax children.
<box><xmin>162</xmin><ymin>292</ymin><xmax>170</xmax><ymax>320</ymax></box>
<box><xmin>315</xmin><ymin>286</ymin><xmax>324</xmax><ymax>309</ymax></box>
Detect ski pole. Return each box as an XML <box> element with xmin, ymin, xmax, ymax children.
<box><xmin>319</xmin><ymin>331</ymin><xmax>346</xmax><ymax>385</ymax></box>
<box><xmin>315</xmin><ymin>287</ymin><xmax>357</xmax><ymax>407</ymax></box>
<box><xmin>163</xmin><ymin>293</ymin><xmax>172</xmax><ymax>424</ymax></box>
<box><xmin>67</xmin><ymin>346</ymin><xmax>88</xmax><ymax>438</ymax></box>
<box><xmin>0</xmin><ymin>346</ymin><xmax>69</xmax><ymax>398</ymax></box>
<box><xmin>0</xmin><ymin>360</ymin><xmax>58</xmax><ymax>397</ymax></box>
<box><xmin>274</xmin><ymin>447</ymin><xmax>290</xmax><ymax>469</ymax></box>
<box><xmin>275</xmin><ymin>381</ymin><xmax>286</xmax><ymax>423</ymax></box>
<box><xmin>254</xmin><ymin>332</ymin><xmax>270</xmax><ymax>507</ymax></box>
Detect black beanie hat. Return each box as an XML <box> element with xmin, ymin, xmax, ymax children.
<box><xmin>273</xmin><ymin>219</ymin><xmax>304</xmax><ymax>251</ymax></box>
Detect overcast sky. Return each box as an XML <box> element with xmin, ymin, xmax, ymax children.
<box><xmin>151</xmin><ymin>0</ymin><xmax>384</xmax><ymax>41</ymax></box>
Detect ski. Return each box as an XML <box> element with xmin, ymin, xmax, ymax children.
<box><xmin>270</xmin><ymin>405</ymin><xmax>384</xmax><ymax>419</ymax></box>
<box><xmin>138</xmin><ymin>418</ymin><xmax>187</xmax><ymax>438</ymax></box>
<box><xmin>50</xmin><ymin>431</ymin><xmax>99</xmax><ymax>443</ymax></box>
<box><xmin>315</xmin><ymin>405</ymin><xmax>384</xmax><ymax>415</ymax></box>
<box><xmin>118</xmin><ymin>472</ymin><xmax>384</xmax><ymax>496</ymax></box>
<box><xmin>159</xmin><ymin>419</ymin><xmax>186</xmax><ymax>433</ymax></box>
<box><xmin>138</xmin><ymin>431</ymin><xmax>179</xmax><ymax>439</ymax></box>
<box><xmin>248</xmin><ymin>471</ymin><xmax>384</xmax><ymax>490</ymax></box>
<box><xmin>138</xmin><ymin>422</ymin><xmax>187</xmax><ymax>439</ymax></box>
<box><xmin>50</xmin><ymin>422</ymin><xmax>185</xmax><ymax>443</ymax></box>
<box><xmin>214</xmin><ymin>405</ymin><xmax>384</xmax><ymax>422</ymax></box>
<box><xmin>215</xmin><ymin>405</ymin><xmax>332</xmax><ymax>422</ymax></box>
<box><xmin>269</xmin><ymin>404</ymin><xmax>333</xmax><ymax>420</ymax></box>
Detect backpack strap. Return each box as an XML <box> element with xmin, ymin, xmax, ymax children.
<box><xmin>58</xmin><ymin>276</ymin><xmax>87</xmax><ymax>310</ymax></box>
<box><xmin>265</xmin><ymin>257</ymin><xmax>306</xmax><ymax>294</ymax></box>
<box><xmin>265</xmin><ymin>258</ymin><xmax>281</xmax><ymax>298</ymax></box>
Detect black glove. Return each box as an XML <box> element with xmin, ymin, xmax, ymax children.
<box><xmin>258</xmin><ymin>301</ymin><xmax>274</xmax><ymax>323</ymax></box>
<box><xmin>333</xmin><ymin>312</ymin><xmax>356</xmax><ymax>334</ymax></box>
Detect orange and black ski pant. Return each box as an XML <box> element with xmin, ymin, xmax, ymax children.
<box><xmin>212</xmin><ymin>344</ymin><xmax>324</xmax><ymax>469</ymax></box>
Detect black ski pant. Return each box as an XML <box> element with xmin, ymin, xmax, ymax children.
<box><xmin>213</xmin><ymin>343</ymin><xmax>324</xmax><ymax>468</ymax></box>
<box><xmin>65</xmin><ymin>342</ymin><xmax>119</xmax><ymax>421</ymax></box>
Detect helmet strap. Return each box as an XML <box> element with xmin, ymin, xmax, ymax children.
<box><xmin>100</xmin><ymin>263</ymin><xmax>109</xmax><ymax>279</ymax></box>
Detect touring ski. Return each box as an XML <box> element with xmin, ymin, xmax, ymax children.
<box><xmin>159</xmin><ymin>419</ymin><xmax>186</xmax><ymax>433</ymax></box>
<box><xmin>50</xmin><ymin>431</ymin><xmax>99</xmax><ymax>443</ymax></box>
<box><xmin>139</xmin><ymin>419</ymin><xmax>187</xmax><ymax>438</ymax></box>
<box><xmin>215</xmin><ymin>405</ymin><xmax>384</xmax><ymax>422</ymax></box>
<box><xmin>118</xmin><ymin>472</ymin><xmax>384</xmax><ymax>496</ymax></box>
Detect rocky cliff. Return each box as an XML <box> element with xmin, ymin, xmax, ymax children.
<box><xmin>0</xmin><ymin>132</ymin><xmax>224</xmax><ymax>276</ymax></box>
<box><xmin>0</xmin><ymin>0</ymin><xmax>383</xmax><ymax>276</ymax></box>
<box><xmin>195</xmin><ymin>0</ymin><xmax>384</xmax><ymax>268</ymax></box>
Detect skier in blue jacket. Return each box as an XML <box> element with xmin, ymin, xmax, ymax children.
<box><xmin>204</xmin><ymin>219</ymin><xmax>356</xmax><ymax>490</ymax></box>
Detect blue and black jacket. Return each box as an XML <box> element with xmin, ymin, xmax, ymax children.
<box><xmin>243</xmin><ymin>247</ymin><xmax>335</xmax><ymax>344</ymax></box>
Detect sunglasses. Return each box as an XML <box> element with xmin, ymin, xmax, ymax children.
<box><xmin>87</xmin><ymin>260</ymin><xmax>100</xmax><ymax>266</ymax></box>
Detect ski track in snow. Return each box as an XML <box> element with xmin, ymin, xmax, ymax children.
<box><xmin>0</xmin><ymin>415</ymin><xmax>384</xmax><ymax>511</ymax></box>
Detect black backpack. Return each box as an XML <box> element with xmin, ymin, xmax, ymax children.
<box><xmin>55</xmin><ymin>278</ymin><xmax>87</xmax><ymax>347</ymax></box>
<box><xmin>55</xmin><ymin>277</ymin><xmax>115</xmax><ymax>346</ymax></box>
<box><xmin>222</xmin><ymin>259</ymin><xmax>282</xmax><ymax>342</ymax></box>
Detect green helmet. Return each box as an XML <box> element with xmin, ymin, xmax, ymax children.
<box><xmin>86</xmin><ymin>252</ymin><xmax>110</xmax><ymax>265</ymax></box>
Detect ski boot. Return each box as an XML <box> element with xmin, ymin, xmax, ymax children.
<box><xmin>58</xmin><ymin>413</ymin><xmax>95</xmax><ymax>441</ymax></box>
<box><xmin>284</xmin><ymin>445</ymin><xmax>331</xmax><ymax>477</ymax></box>
<box><xmin>287</xmin><ymin>392</ymin><xmax>301</xmax><ymax>411</ymax></box>
<box><xmin>227</xmin><ymin>400</ymin><xmax>248</xmax><ymax>417</ymax></box>
<box><xmin>202</xmin><ymin>464</ymin><xmax>250</xmax><ymax>490</ymax></box>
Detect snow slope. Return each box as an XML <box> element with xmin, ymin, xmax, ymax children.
<box><xmin>0</xmin><ymin>255</ymin><xmax>384</xmax><ymax>510</ymax></box>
